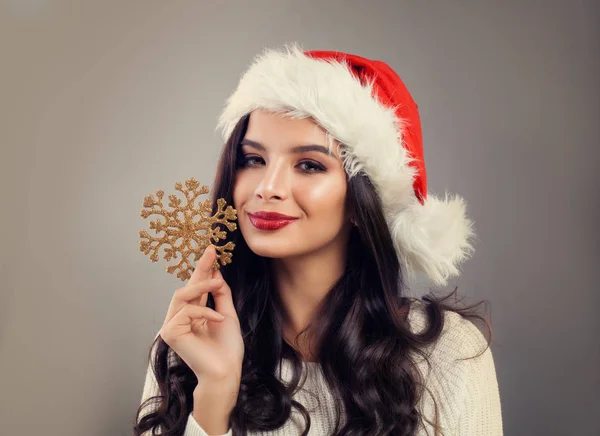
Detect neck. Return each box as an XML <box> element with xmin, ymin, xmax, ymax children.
<box><xmin>272</xmin><ymin>239</ymin><xmax>348</xmax><ymax>361</ymax></box>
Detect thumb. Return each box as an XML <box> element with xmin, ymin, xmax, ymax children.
<box><xmin>187</xmin><ymin>244</ymin><xmax>216</xmax><ymax>287</ymax></box>
<box><xmin>211</xmin><ymin>267</ymin><xmax>237</xmax><ymax>318</ymax></box>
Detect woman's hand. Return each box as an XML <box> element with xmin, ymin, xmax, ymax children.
<box><xmin>159</xmin><ymin>244</ymin><xmax>244</xmax><ymax>386</ymax></box>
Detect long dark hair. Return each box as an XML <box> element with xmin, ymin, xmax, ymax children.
<box><xmin>134</xmin><ymin>113</ymin><xmax>492</xmax><ymax>436</ymax></box>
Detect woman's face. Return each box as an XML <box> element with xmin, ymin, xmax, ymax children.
<box><xmin>233</xmin><ymin>109</ymin><xmax>352</xmax><ymax>259</ymax></box>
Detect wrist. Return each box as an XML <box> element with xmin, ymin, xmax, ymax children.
<box><xmin>194</xmin><ymin>378</ymin><xmax>240</xmax><ymax>411</ymax></box>
<box><xmin>192</xmin><ymin>384</ymin><xmax>237</xmax><ymax>435</ymax></box>
<box><xmin>191</xmin><ymin>408</ymin><xmax>230</xmax><ymax>435</ymax></box>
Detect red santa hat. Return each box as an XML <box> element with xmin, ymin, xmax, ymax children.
<box><xmin>216</xmin><ymin>43</ymin><xmax>476</xmax><ymax>287</ymax></box>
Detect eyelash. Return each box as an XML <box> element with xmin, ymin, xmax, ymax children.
<box><xmin>238</xmin><ymin>154</ymin><xmax>326</xmax><ymax>173</ymax></box>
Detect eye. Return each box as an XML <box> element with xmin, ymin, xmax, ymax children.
<box><xmin>238</xmin><ymin>154</ymin><xmax>326</xmax><ymax>174</ymax></box>
<box><xmin>239</xmin><ymin>155</ymin><xmax>264</xmax><ymax>167</ymax></box>
<box><xmin>298</xmin><ymin>160</ymin><xmax>326</xmax><ymax>173</ymax></box>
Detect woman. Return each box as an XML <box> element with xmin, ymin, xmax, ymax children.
<box><xmin>134</xmin><ymin>44</ymin><xmax>503</xmax><ymax>436</ymax></box>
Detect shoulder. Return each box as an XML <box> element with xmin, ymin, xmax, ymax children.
<box><xmin>406</xmin><ymin>299</ymin><xmax>503</xmax><ymax>435</ymax></box>
<box><xmin>407</xmin><ymin>298</ymin><xmax>490</xmax><ymax>360</ymax></box>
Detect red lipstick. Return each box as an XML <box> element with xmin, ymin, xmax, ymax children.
<box><xmin>248</xmin><ymin>211</ymin><xmax>298</xmax><ymax>230</ymax></box>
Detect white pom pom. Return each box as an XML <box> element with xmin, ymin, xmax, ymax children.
<box><xmin>388</xmin><ymin>191</ymin><xmax>477</xmax><ymax>287</ymax></box>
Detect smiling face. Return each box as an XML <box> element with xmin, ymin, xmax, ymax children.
<box><xmin>233</xmin><ymin>109</ymin><xmax>352</xmax><ymax>260</ymax></box>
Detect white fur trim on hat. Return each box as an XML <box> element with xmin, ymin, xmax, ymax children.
<box><xmin>216</xmin><ymin>43</ymin><xmax>476</xmax><ymax>287</ymax></box>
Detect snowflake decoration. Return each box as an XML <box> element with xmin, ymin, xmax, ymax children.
<box><xmin>139</xmin><ymin>177</ymin><xmax>237</xmax><ymax>281</ymax></box>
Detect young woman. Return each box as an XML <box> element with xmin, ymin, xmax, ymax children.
<box><xmin>134</xmin><ymin>44</ymin><xmax>503</xmax><ymax>436</ymax></box>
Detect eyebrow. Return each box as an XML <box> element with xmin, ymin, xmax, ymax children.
<box><xmin>240</xmin><ymin>139</ymin><xmax>334</xmax><ymax>156</ymax></box>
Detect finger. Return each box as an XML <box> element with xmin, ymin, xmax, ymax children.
<box><xmin>176</xmin><ymin>304</ymin><xmax>225</xmax><ymax>323</ymax></box>
<box><xmin>210</xmin><ymin>268</ymin><xmax>238</xmax><ymax>319</ymax></box>
<box><xmin>176</xmin><ymin>278</ymin><xmax>224</xmax><ymax>303</ymax></box>
<box><xmin>187</xmin><ymin>244</ymin><xmax>217</xmax><ymax>288</ymax></box>
<box><xmin>163</xmin><ymin>305</ymin><xmax>226</xmax><ymax>341</ymax></box>
<box><xmin>164</xmin><ymin>277</ymin><xmax>222</xmax><ymax>324</ymax></box>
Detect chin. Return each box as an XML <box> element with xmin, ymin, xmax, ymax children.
<box><xmin>244</xmin><ymin>238</ymin><xmax>301</xmax><ymax>259</ymax></box>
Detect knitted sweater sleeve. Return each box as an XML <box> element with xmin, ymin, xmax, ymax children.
<box><xmin>454</xmin><ymin>314</ymin><xmax>503</xmax><ymax>435</ymax></box>
<box><xmin>416</xmin><ymin>310</ymin><xmax>503</xmax><ymax>436</ymax></box>
<box><xmin>137</xmin><ymin>331</ymin><xmax>232</xmax><ymax>436</ymax></box>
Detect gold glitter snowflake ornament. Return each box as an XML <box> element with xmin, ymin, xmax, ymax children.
<box><xmin>139</xmin><ymin>177</ymin><xmax>237</xmax><ymax>281</ymax></box>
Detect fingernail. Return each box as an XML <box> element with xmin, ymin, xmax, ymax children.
<box><xmin>217</xmin><ymin>313</ymin><xmax>225</xmax><ymax>320</ymax></box>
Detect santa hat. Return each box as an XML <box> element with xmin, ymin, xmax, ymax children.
<box><xmin>216</xmin><ymin>43</ymin><xmax>476</xmax><ymax>287</ymax></box>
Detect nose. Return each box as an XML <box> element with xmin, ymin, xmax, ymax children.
<box><xmin>254</xmin><ymin>159</ymin><xmax>290</xmax><ymax>201</ymax></box>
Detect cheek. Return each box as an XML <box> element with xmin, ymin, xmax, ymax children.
<box><xmin>232</xmin><ymin>185</ymin><xmax>243</xmax><ymax>214</ymax></box>
<box><xmin>232</xmin><ymin>172</ymin><xmax>250</xmax><ymax>209</ymax></box>
<box><xmin>297</xmin><ymin>177</ymin><xmax>347</xmax><ymax>217</ymax></box>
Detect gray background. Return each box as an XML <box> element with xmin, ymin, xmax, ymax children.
<box><xmin>1</xmin><ymin>1</ymin><xmax>598</xmax><ymax>435</ymax></box>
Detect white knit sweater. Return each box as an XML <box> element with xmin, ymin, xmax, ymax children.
<box><xmin>139</xmin><ymin>300</ymin><xmax>503</xmax><ymax>435</ymax></box>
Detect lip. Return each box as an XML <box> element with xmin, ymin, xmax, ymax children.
<box><xmin>248</xmin><ymin>211</ymin><xmax>298</xmax><ymax>220</ymax></box>
<box><xmin>247</xmin><ymin>211</ymin><xmax>298</xmax><ymax>231</ymax></box>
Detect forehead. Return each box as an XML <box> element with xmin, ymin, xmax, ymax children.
<box><xmin>244</xmin><ymin>109</ymin><xmax>341</xmax><ymax>157</ymax></box>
